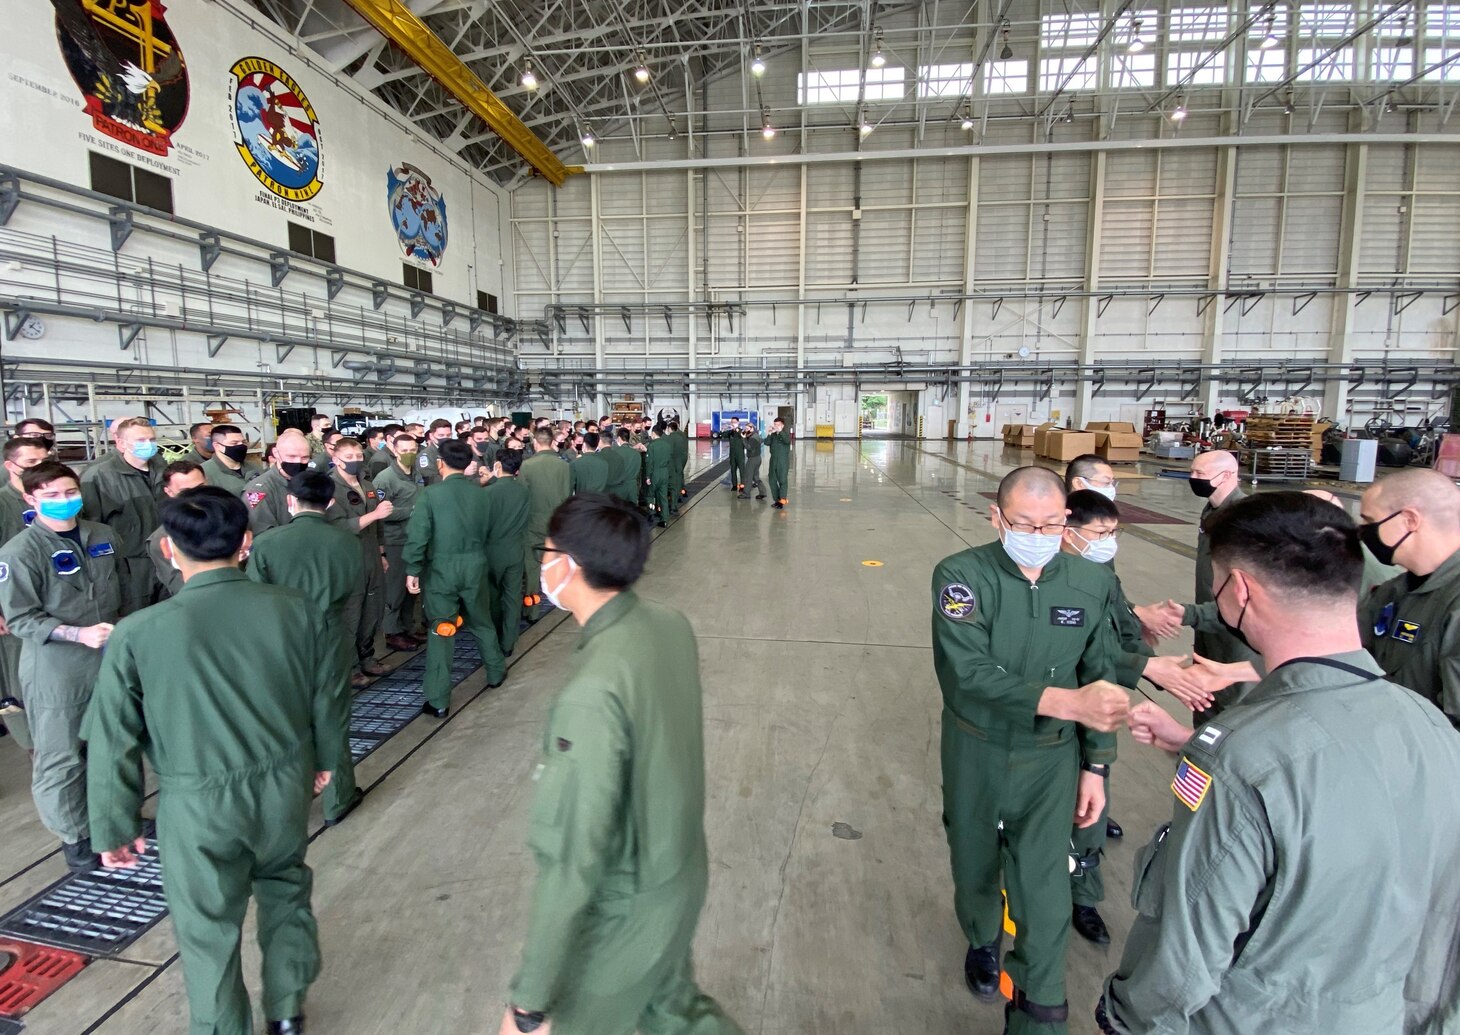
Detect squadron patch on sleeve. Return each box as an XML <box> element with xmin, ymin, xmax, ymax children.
<box><xmin>0</xmin><ymin>562</ymin><xmax>8</xmax><ymax>582</ymax></box>
<box><xmin>939</xmin><ymin>583</ymin><xmax>977</xmax><ymax>621</ymax></box>
<box><xmin>244</xmin><ymin>491</ymin><xmax>266</xmax><ymax>509</ymax></box>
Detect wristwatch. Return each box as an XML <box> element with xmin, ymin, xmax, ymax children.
<box><xmin>1081</xmin><ymin>763</ymin><xmax>1110</xmax><ymax>777</ymax></box>
<box><xmin>511</xmin><ymin>1007</ymin><xmax>545</xmax><ymax>1032</ymax></box>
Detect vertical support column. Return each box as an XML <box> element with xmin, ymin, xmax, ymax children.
<box><xmin>686</xmin><ymin>166</ymin><xmax>698</xmax><ymax>431</ymax></box>
<box><xmin>795</xmin><ymin>164</ymin><xmax>809</xmax><ymax>434</ymax></box>
<box><xmin>1324</xmin><ymin>139</ymin><xmax>1368</xmax><ymax>421</ymax></box>
<box><xmin>957</xmin><ymin>154</ymin><xmax>980</xmax><ymax>439</ymax></box>
<box><xmin>590</xmin><ymin>173</ymin><xmax>607</xmax><ymax>417</ymax></box>
<box><xmin>1200</xmin><ymin>140</ymin><xmax>1238</xmax><ymax>417</ymax></box>
<box><xmin>1073</xmin><ymin>152</ymin><xmax>1107</xmax><ymax>428</ymax></box>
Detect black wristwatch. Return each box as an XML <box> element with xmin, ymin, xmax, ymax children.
<box><xmin>511</xmin><ymin>1007</ymin><xmax>546</xmax><ymax>1032</ymax></box>
<box><xmin>1081</xmin><ymin>763</ymin><xmax>1110</xmax><ymax>777</ymax></box>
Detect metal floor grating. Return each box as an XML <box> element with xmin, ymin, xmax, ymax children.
<box><xmin>0</xmin><ymin>1017</ymin><xmax>23</xmax><ymax>1034</ymax></box>
<box><xmin>0</xmin><ymin>835</ymin><xmax>166</xmax><ymax>956</ymax></box>
<box><xmin>347</xmin><ymin>638</ymin><xmax>482</xmax><ymax>763</ymax></box>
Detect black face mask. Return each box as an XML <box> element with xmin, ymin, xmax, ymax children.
<box><xmin>342</xmin><ymin>459</ymin><xmax>364</xmax><ymax>477</ymax></box>
<box><xmin>36</xmin><ymin>436</ymin><xmax>55</xmax><ymax>451</ymax></box>
<box><xmin>1189</xmin><ymin>476</ymin><xmax>1217</xmax><ymax>499</ymax></box>
<box><xmin>220</xmin><ymin>443</ymin><xmax>249</xmax><ymax>464</ymax></box>
<box><xmin>279</xmin><ymin>460</ymin><xmax>309</xmax><ymax>478</ymax></box>
<box><xmin>1358</xmin><ymin>511</ymin><xmax>1411</xmax><ymax>567</ymax></box>
<box><xmin>1213</xmin><ymin>574</ymin><xmax>1253</xmax><ymax>652</ymax></box>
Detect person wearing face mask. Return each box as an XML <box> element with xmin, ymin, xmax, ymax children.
<box><xmin>181</xmin><ymin>421</ymin><xmax>215</xmax><ymax>467</ymax></box>
<box><xmin>1065</xmin><ymin>454</ymin><xmax>1118</xmax><ymax>501</ymax></box>
<box><xmin>305</xmin><ymin>413</ymin><xmax>332</xmax><ymax>458</ymax></box>
<box><xmin>1100</xmin><ymin>492</ymin><xmax>1460</xmax><ymax>1035</ymax></box>
<box><xmin>364</xmin><ymin>423</ymin><xmax>404</xmax><ymax>479</ymax></box>
<box><xmin>374</xmin><ymin>432</ymin><xmax>426</xmax><ymax>652</ymax></box>
<box><xmin>15</xmin><ymin>418</ymin><xmax>57</xmax><ymax>456</ymax></box>
<box><xmin>84</xmin><ymin>487</ymin><xmax>343</xmax><ymax>1035</ymax></box>
<box><xmin>764</xmin><ymin>417</ymin><xmax>793</xmax><ymax>509</ymax></box>
<box><xmin>521</xmin><ymin>429</ymin><xmax>574</xmax><ymax>615</ymax></box>
<box><xmin>80</xmin><ymin>415</ymin><xmax>165</xmax><ymax>615</ymax></box>
<box><xmin>0</xmin><ymin>461</ymin><xmax>120</xmax><ymax>872</ymax></box>
<box><xmin>719</xmin><ymin>417</ymin><xmax>745</xmax><ymax>494</ymax></box>
<box><xmin>931</xmin><ymin>466</ymin><xmax>1130</xmax><ymax>1035</ymax></box>
<box><xmin>418</xmin><ymin>419</ymin><xmax>453</xmax><ymax>487</ymax></box>
<box><xmin>241</xmin><ymin>430</ymin><xmax>314</xmax><ymax>535</ymax></box>
<box><xmin>309</xmin><ymin>429</ymin><xmax>343</xmax><ymax>475</ymax></box>
<box><xmin>324</xmin><ymin>438</ymin><xmax>394</xmax><ymax>688</ymax></box>
<box><xmin>482</xmin><ymin>449</ymin><xmax>531</xmax><ymax>658</ymax></box>
<box><xmin>403</xmin><ymin>439</ymin><xmax>507</xmax><ymax>719</ymax></box>
<box><xmin>1058</xmin><ymin>491</ymin><xmax>1215</xmax><ymax>948</ymax></box>
<box><xmin>247</xmin><ymin>470</ymin><xmax>366</xmax><ymax>826</ymax></box>
<box><xmin>147</xmin><ymin>461</ymin><xmax>207</xmax><ymax>600</ymax></box>
<box><xmin>470</xmin><ymin>426</ymin><xmax>498</xmax><ymax>470</ymax></box>
<box><xmin>1355</xmin><ymin>468</ymin><xmax>1460</xmax><ymax>728</ymax></box>
<box><xmin>740</xmin><ymin>424</ymin><xmax>766</xmax><ymax>502</ymax></box>
<box><xmin>569</xmin><ymin>431</ymin><xmax>611</xmax><ymax>495</ymax></box>
<box><xmin>0</xmin><ymin>436</ymin><xmax>52</xmax><ymax>757</ymax></box>
<box><xmin>201</xmin><ymin>425</ymin><xmax>265</xmax><ymax>490</ymax></box>
<box><xmin>500</xmin><ymin>493</ymin><xmax>743</xmax><ymax>1035</ymax></box>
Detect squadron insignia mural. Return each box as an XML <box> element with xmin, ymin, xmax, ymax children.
<box><xmin>387</xmin><ymin>164</ymin><xmax>448</xmax><ymax>267</ymax></box>
<box><xmin>229</xmin><ymin>56</ymin><xmax>323</xmax><ymax>202</ymax></box>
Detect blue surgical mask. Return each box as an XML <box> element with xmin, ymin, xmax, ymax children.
<box><xmin>130</xmin><ymin>440</ymin><xmax>159</xmax><ymax>460</ymax></box>
<box><xmin>37</xmin><ymin>496</ymin><xmax>83</xmax><ymax>522</ymax></box>
<box><xmin>1000</xmin><ymin>525</ymin><xmax>1063</xmax><ymax>570</ymax></box>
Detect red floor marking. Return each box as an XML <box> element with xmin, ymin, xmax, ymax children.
<box><xmin>0</xmin><ymin>938</ymin><xmax>88</xmax><ymax>1018</ymax></box>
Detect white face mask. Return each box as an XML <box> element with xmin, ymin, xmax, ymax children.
<box><xmin>1084</xmin><ymin>482</ymin><xmax>1117</xmax><ymax>501</ymax></box>
<box><xmin>541</xmin><ymin>554</ymin><xmax>578</xmax><ymax>610</ymax></box>
<box><xmin>1074</xmin><ymin>532</ymin><xmax>1119</xmax><ymax>564</ymax></box>
<box><xmin>164</xmin><ymin>536</ymin><xmax>182</xmax><ymax>572</ymax></box>
<box><xmin>1000</xmin><ymin>523</ymin><xmax>1063</xmax><ymax>570</ymax></box>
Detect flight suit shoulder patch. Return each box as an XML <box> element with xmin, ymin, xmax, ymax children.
<box><xmin>0</xmin><ymin>561</ymin><xmax>8</xmax><ymax>582</ymax></box>
<box><xmin>939</xmin><ymin>582</ymin><xmax>977</xmax><ymax>621</ymax></box>
<box><xmin>1391</xmin><ymin>620</ymin><xmax>1421</xmax><ymax>644</ymax></box>
<box><xmin>245</xmin><ymin>491</ymin><xmax>267</xmax><ymax>508</ymax></box>
<box><xmin>1172</xmin><ymin>755</ymin><xmax>1214</xmax><ymax>812</ymax></box>
<box><xmin>52</xmin><ymin>550</ymin><xmax>80</xmax><ymax>576</ymax></box>
<box><xmin>1191</xmin><ymin>722</ymin><xmax>1233</xmax><ymax>754</ymax></box>
<box><xmin>1051</xmin><ymin>606</ymin><xmax>1085</xmax><ymax>627</ymax></box>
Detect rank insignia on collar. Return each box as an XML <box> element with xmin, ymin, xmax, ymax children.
<box><xmin>1392</xmin><ymin>620</ymin><xmax>1420</xmax><ymax>644</ymax></box>
<box><xmin>939</xmin><ymin>583</ymin><xmax>976</xmax><ymax>621</ymax></box>
<box><xmin>1173</xmin><ymin>756</ymin><xmax>1213</xmax><ymax>812</ymax></box>
<box><xmin>1051</xmin><ymin>606</ymin><xmax>1085</xmax><ymax>627</ymax></box>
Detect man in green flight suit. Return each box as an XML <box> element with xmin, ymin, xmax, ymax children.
<box><xmin>570</xmin><ymin>431</ymin><xmax>611</xmax><ymax>495</ymax></box>
<box><xmin>325</xmin><ymin>437</ymin><xmax>394</xmax><ymax>686</ymax></box>
<box><xmin>242</xmin><ymin>430</ymin><xmax>315</xmax><ymax>535</ymax></box>
<box><xmin>146</xmin><ymin>461</ymin><xmax>207</xmax><ymax>601</ymax></box>
<box><xmin>764</xmin><ymin>417</ymin><xmax>793</xmax><ymax>509</ymax></box>
<box><xmin>611</xmin><ymin>428</ymin><xmax>646</xmax><ymax>506</ymax></box>
<box><xmin>0</xmin><ymin>435</ymin><xmax>51</xmax><ymax>755</ymax></box>
<box><xmin>363</xmin><ymin>423</ymin><xmax>403</xmax><ymax>480</ymax></box>
<box><xmin>667</xmin><ymin>419</ymin><xmax>689</xmax><ymax>514</ymax></box>
<box><xmin>720</xmin><ymin>417</ymin><xmax>745</xmax><ymax>494</ymax></box>
<box><xmin>0</xmin><ymin>461</ymin><xmax>121</xmax><ymax>871</ymax></box>
<box><xmin>85</xmin><ymin>487</ymin><xmax>342</xmax><ymax>1035</ymax></box>
<box><xmin>1357</xmin><ymin>468</ymin><xmax>1460</xmax><ymax>727</ymax></box>
<box><xmin>80</xmin><ymin>415</ymin><xmax>165</xmax><ymax>615</ymax></box>
<box><xmin>501</xmin><ymin>493</ymin><xmax>743</xmax><ymax>1035</ymax></box>
<box><xmin>484</xmin><ymin>450</ymin><xmax>531</xmax><ymax>657</ymax></box>
<box><xmin>248</xmin><ymin>470</ymin><xmax>366</xmax><ymax>827</ymax></box>
<box><xmin>646</xmin><ymin>422</ymin><xmax>675</xmax><ymax>527</ymax></box>
<box><xmin>931</xmin><ymin>466</ymin><xmax>1130</xmax><ymax>1034</ymax></box>
<box><xmin>404</xmin><ymin>439</ymin><xmax>507</xmax><ymax>719</ymax></box>
<box><xmin>201</xmin><ymin>424</ymin><xmax>265</xmax><ymax>490</ymax></box>
<box><xmin>739</xmin><ymin>424</ymin><xmax>766</xmax><ymax>501</ymax></box>
<box><xmin>1102</xmin><ymin>492</ymin><xmax>1460</xmax><ymax>1035</ymax></box>
<box><xmin>373</xmin><ymin>431</ymin><xmax>425</xmax><ymax>653</ymax></box>
<box><xmin>521</xmin><ymin>429</ymin><xmax>573</xmax><ymax>613</ymax></box>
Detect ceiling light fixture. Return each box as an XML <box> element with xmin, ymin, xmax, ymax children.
<box><xmin>871</xmin><ymin>29</ymin><xmax>887</xmax><ymax>68</ymax></box>
<box><xmin>1260</xmin><ymin>14</ymin><xmax>1280</xmax><ymax>49</ymax></box>
<box><xmin>960</xmin><ymin>110</ymin><xmax>975</xmax><ymax>131</ymax></box>
<box><xmin>633</xmin><ymin>52</ymin><xmax>650</xmax><ymax>83</ymax></box>
<box><xmin>1395</xmin><ymin>14</ymin><xmax>1413</xmax><ymax>46</ymax></box>
<box><xmin>1283</xmin><ymin>95</ymin><xmax>1295</xmax><ymax>115</ymax></box>
<box><xmin>580</xmin><ymin>126</ymin><xmax>596</xmax><ymax>147</ymax></box>
<box><xmin>1170</xmin><ymin>96</ymin><xmax>1188</xmax><ymax>122</ymax></box>
<box><xmin>762</xmin><ymin>107</ymin><xmax>777</xmax><ymax>140</ymax></box>
<box><xmin>520</xmin><ymin>60</ymin><xmax>538</xmax><ymax>91</ymax></box>
<box><xmin>1128</xmin><ymin>19</ymin><xmax>1146</xmax><ymax>53</ymax></box>
<box><xmin>1000</xmin><ymin>20</ymin><xmax>1014</xmax><ymax>61</ymax></box>
<box><xmin>751</xmin><ymin>43</ymin><xmax>766</xmax><ymax>77</ymax></box>
<box><xmin>858</xmin><ymin>112</ymin><xmax>873</xmax><ymax>137</ymax></box>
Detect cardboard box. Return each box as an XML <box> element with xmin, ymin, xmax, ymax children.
<box><xmin>1095</xmin><ymin>430</ymin><xmax>1143</xmax><ymax>463</ymax></box>
<box><xmin>1085</xmin><ymin>421</ymin><xmax>1138</xmax><ymax>433</ymax></box>
<box><xmin>1032</xmin><ymin>422</ymin><xmax>1059</xmax><ymax>456</ymax></box>
<box><xmin>1044</xmin><ymin>430</ymin><xmax>1096</xmax><ymax>461</ymax></box>
<box><xmin>1003</xmin><ymin>423</ymin><xmax>1036</xmax><ymax>448</ymax></box>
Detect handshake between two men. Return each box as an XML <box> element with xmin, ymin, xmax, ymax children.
<box><xmin>1128</xmin><ymin>598</ymin><xmax>1257</xmax><ymax>712</ymax></box>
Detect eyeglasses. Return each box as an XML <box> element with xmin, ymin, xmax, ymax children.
<box><xmin>1001</xmin><ymin>515</ymin><xmax>1068</xmax><ymax>536</ymax></box>
<box><xmin>1072</xmin><ymin>526</ymin><xmax>1123</xmax><ymax>542</ymax></box>
<box><xmin>531</xmin><ymin>545</ymin><xmax>566</xmax><ymax>560</ymax></box>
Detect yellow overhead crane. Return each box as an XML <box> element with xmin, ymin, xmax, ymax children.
<box><xmin>337</xmin><ymin>0</ymin><xmax>582</xmax><ymax>186</ymax></box>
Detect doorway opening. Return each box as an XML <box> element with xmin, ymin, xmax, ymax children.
<box><xmin>859</xmin><ymin>391</ymin><xmax>918</xmax><ymax>438</ymax></box>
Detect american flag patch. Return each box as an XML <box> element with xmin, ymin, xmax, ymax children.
<box><xmin>1172</xmin><ymin>757</ymin><xmax>1213</xmax><ymax>812</ymax></box>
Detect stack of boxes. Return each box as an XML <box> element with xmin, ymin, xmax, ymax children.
<box><xmin>1000</xmin><ymin>420</ymin><xmax>1146</xmax><ymax>463</ymax></box>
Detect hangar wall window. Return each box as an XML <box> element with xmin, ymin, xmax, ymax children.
<box><xmin>1424</xmin><ymin>2</ymin><xmax>1460</xmax><ymax>79</ymax></box>
<box><xmin>477</xmin><ymin>290</ymin><xmax>499</xmax><ymax>314</ymax></box>
<box><xmin>1296</xmin><ymin>2</ymin><xmax>1357</xmax><ymax>81</ymax></box>
<box><xmin>797</xmin><ymin>66</ymin><xmax>905</xmax><ymax>104</ymax></box>
<box><xmin>985</xmin><ymin>59</ymin><xmax>1029</xmax><ymax>94</ymax></box>
<box><xmin>88</xmin><ymin>153</ymin><xmax>174</xmax><ymax>214</ymax></box>
<box><xmin>403</xmin><ymin>264</ymin><xmax>433</xmax><ymax>294</ymax></box>
<box><xmin>1040</xmin><ymin>13</ymin><xmax>1100</xmax><ymax>90</ymax></box>
<box><xmin>286</xmin><ymin>222</ymin><xmax>336</xmax><ymax>263</ymax></box>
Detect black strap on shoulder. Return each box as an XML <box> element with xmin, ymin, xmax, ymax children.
<box><xmin>1272</xmin><ymin>656</ymin><xmax>1380</xmax><ymax>682</ymax></box>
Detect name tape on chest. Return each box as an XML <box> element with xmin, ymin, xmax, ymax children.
<box><xmin>1392</xmin><ymin>620</ymin><xmax>1421</xmax><ymax>644</ymax></box>
<box><xmin>1051</xmin><ymin>606</ymin><xmax>1086</xmax><ymax>628</ymax></box>
<box><xmin>939</xmin><ymin>583</ymin><xmax>977</xmax><ymax>621</ymax></box>
<box><xmin>87</xmin><ymin>542</ymin><xmax>114</xmax><ymax>558</ymax></box>
<box><xmin>1172</xmin><ymin>756</ymin><xmax>1213</xmax><ymax>812</ymax></box>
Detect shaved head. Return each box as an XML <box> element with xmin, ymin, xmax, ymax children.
<box><xmin>1303</xmin><ymin>489</ymin><xmax>1343</xmax><ymax>508</ymax></box>
<box><xmin>1364</xmin><ymin>469</ymin><xmax>1460</xmax><ymax>530</ymax></box>
<box><xmin>1191</xmin><ymin>450</ymin><xmax>1238</xmax><ymax>478</ymax></box>
<box><xmin>997</xmin><ymin>466</ymin><xmax>1066</xmax><ymax>509</ymax></box>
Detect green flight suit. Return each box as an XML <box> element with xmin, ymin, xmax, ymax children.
<box><xmin>520</xmin><ymin>453</ymin><xmax>573</xmax><ymax>601</ymax></box>
<box><xmin>418</xmin><ymin>440</ymin><xmax>444</xmax><ymax>486</ymax></box>
<box><xmin>606</xmin><ymin>445</ymin><xmax>640</xmax><ymax>504</ymax></box>
<box><xmin>146</xmin><ymin>525</ymin><xmax>182</xmax><ymax>601</ymax></box>
<box><xmin>764</xmin><ymin>428</ymin><xmax>792</xmax><ymax>503</ymax></box>
<box><xmin>646</xmin><ymin>436</ymin><xmax>675</xmax><ymax>519</ymax></box>
<box><xmin>325</xmin><ymin>472</ymin><xmax>387</xmax><ymax>670</ymax></box>
<box><xmin>669</xmin><ymin>430</ymin><xmax>689</xmax><ymax>513</ymax></box>
<box><xmin>373</xmin><ymin>461</ymin><xmax>423</xmax><ymax>637</ymax></box>
<box><xmin>740</xmin><ymin>433</ymin><xmax>765</xmax><ymax>499</ymax></box>
<box><xmin>1180</xmin><ymin>486</ymin><xmax>1257</xmax><ymax>719</ymax></box>
<box><xmin>634</xmin><ymin>433</ymin><xmax>652</xmax><ymax>507</ymax></box>
<box><xmin>0</xmin><ymin>520</ymin><xmax>121</xmax><ymax>843</ymax></box>
<box><xmin>510</xmin><ymin>591</ymin><xmax>743</xmax><ymax>1035</ymax></box>
<box><xmin>180</xmin><ymin>446</ymin><xmax>214</xmax><ymax>468</ymax></box>
<box><xmin>80</xmin><ymin>448</ymin><xmax>165</xmax><ymax>615</ymax></box>
<box><xmin>570</xmin><ymin>451</ymin><xmax>611</xmax><ymax>495</ymax></box>
<box><xmin>1102</xmin><ymin>652</ymin><xmax>1460</xmax><ymax>1035</ymax></box>
<box><xmin>931</xmin><ymin>544</ymin><xmax>1121</xmax><ymax>1032</ymax></box>
<box><xmin>364</xmin><ymin>445</ymin><xmax>395</xmax><ymax>480</ymax></box>
<box><xmin>248</xmin><ymin>511</ymin><xmax>364</xmax><ymax>821</ymax></box>
<box><xmin>201</xmin><ymin>456</ymin><xmax>266</xmax><ymax>492</ymax></box>
<box><xmin>402</xmin><ymin>473</ymin><xmax>507</xmax><ymax>709</ymax></box>
<box><xmin>1359</xmin><ymin>547</ymin><xmax>1460</xmax><ymax>727</ymax></box>
<box><xmin>483</xmin><ymin>476</ymin><xmax>530</xmax><ymax>655</ymax></box>
<box><xmin>0</xmin><ymin>481</ymin><xmax>35</xmax><ymax>749</ymax></box>
<box><xmin>241</xmin><ymin>467</ymin><xmax>293</xmax><ymax>535</ymax></box>
<box><xmin>721</xmin><ymin>428</ymin><xmax>745</xmax><ymax>489</ymax></box>
<box><xmin>83</xmin><ymin>569</ymin><xmax>341</xmax><ymax>1035</ymax></box>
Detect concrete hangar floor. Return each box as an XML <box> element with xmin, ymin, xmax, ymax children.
<box><xmin>0</xmin><ymin>438</ymin><xmax>1357</xmax><ymax>1034</ymax></box>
